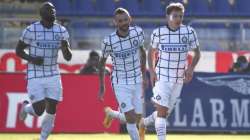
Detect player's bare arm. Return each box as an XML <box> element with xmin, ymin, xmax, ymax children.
<box><xmin>148</xmin><ymin>46</ymin><xmax>158</xmax><ymax>86</ymax></box>
<box><xmin>140</xmin><ymin>46</ymin><xmax>147</xmax><ymax>96</ymax></box>
<box><xmin>184</xmin><ymin>47</ymin><xmax>201</xmax><ymax>83</ymax></box>
<box><xmin>16</xmin><ymin>40</ymin><xmax>43</xmax><ymax>65</ymax></box>
<box><xmin>98</xmin><ymin>57</ymin><xmax>107</xmax><ymax>101</ymax></box>
<box><xmin>61</xmin><ymin>40</ymin><xmax>72</xmax><ymax>61</ymax></box>
<box><xmin>140</xmin><ymin>46</ymin><xmax>146</xmax><ymax>75</ymax></box>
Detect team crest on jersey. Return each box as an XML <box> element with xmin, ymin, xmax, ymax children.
<box><xmin>121</xmin><ymin>102</ymin><xmax>126</xmax><ymax>108</ymax></box>
<box><xmin>181</xmin><ymin>36</ymin><xmax>188</xmax><ymax>44</ymax></box>
<box><xmin>155</xmin><ymin>95</ymin><xmax>161</xmax><ymax>101</ymax></box>
<box><xmin>29</xmin><ymin>95</ymin><xmax>35</xmax><ymax>101</ymax></box>
<box><xmin>133</xmin><ymin>40</ymin><xmax>139</xmax><ymax>47</ymax></box>
<box><xmin>54</xmin><ymin>34</ymin><xmax>61</xmax><ymax>40</ymax></box>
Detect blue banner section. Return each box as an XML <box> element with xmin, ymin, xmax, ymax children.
<box><xmin>145</xmin><ymin>72</ymin><xmax>250</xmax><ymax>132</ymax></box>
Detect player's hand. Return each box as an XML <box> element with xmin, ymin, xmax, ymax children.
<box><xmin>184</xmin><ymin>66</ymin><xmax>194</xmax><ymax>83</ymax></box>
<box><xmin>149</xmin><ymin>69</ymin><xmax>157</xmax><ymax>87</ymax></box>
<box><xmin>30</xmin><ymin>56</ymin><xmax>44</xmax><ymax>65</ymax></box>
<box><xmin>98</xmin><ymin>84</ymin><xmax>105</xmax><ymax>101</ymax></box>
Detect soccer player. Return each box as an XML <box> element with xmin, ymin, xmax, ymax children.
<box><xmin>16</xmin><ymin>2</ymin><xmax>72</xmax><ymax>140</ymax></box>
<box><xmin>139</xmin><ymin>2</ymin><xmax>201</xmax><ymax>140</ymax></box>
<box><xmin>98</xmin><ymin>8</ymin><xmax>146</xmax><ymax>140</ymax></box>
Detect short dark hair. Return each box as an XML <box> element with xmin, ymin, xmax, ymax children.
<box><xmin>114</xmin><ymin>7</ymin><xmax>130</xmax><ymax>16</ymax></box>
<box><xmin>89</xmin><ymin>51</ymin><xmax>99</xmax><ymax>58</ymax></box>
<box><xmin>166</xmin><ymin>2</ymin><xmax>185</xmax><ymax>15</ymax></box>
<box><xmin>237</xmin><ymin>56</ymin><xmax>247</xmax><ymax>63</ymax></box>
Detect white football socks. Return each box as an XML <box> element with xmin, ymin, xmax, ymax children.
<box><xmin>126</xmin><ymin>123</ymin><xmax>140</xmax><ymax>140</ymax></box>
<box><xmin>40</xmin><ymin>112</ymin><xmax>55</xmax><ymax>140</ymax></box>
<box><xmin>155</xmin><ymin>117</ymin><xmax>166</xmax><ymax>140</ymax></box>
<box><xmin>144</xmin><ymin>111</ymin><xmax>157</xmax><ymax>126</ymax></box>
<box><xmin>109</xmin><ymin>110</ymin><xmax>126</xmax><ymax>123</ymax></box>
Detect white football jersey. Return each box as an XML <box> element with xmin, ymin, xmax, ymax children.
<box><xmin>151</xmin><ymin>24</ymin><xmax>199</xmax><ymax>83</ymax></box>
<box><xmin>20</xmin><ymin>21</ymin><xmax>69</xmax><ymax>79</ymax></box>
<box><xmin>102</xmin><ymin>26</ymin><xmax>144</xmax><ymax>85</ymax></box>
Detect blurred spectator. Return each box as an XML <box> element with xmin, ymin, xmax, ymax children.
<box><xmin>79</xmin><ymin>51</ymin><xmax>110</xmax><ymax>75</ymax></box>
<box><xmin>229</xmin><ymin>55</ymin><xmax>250</xmax><ymax>72</ymax></box>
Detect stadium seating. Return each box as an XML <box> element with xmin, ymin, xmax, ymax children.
<box><xmin>47</xmin><ymin>0</ymin><xmax>250</xmax><ymax>17</ymax></box>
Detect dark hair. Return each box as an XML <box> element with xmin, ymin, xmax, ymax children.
<box><xmin>166</xmin><ymin>2</ymin><xmax>185</xmax><ymax>15</ymax></box>
<box><xmin>114</xmin><ymin>7</ymin><xmax>130</xmax><ymax>16</ymax></box>
<box><xmin>89</xmin><ymin>51</ymin><xmax>99</xmax><ymax>58</ymax></box>
<box><xmin>237</xmin><ymin>56</ymin><xmax>247</xmax><ymax>64</ymax></box>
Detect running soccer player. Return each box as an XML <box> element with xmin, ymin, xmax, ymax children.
<box><xmin>98</xmin><ymin>8</ymin><xmax>146</xmax><ymax>140</ymax></box>
<box><xmin>139</xmin><ymin>2</ymin><xmax>201</xmax><ymax>140</ymax></box>
<box><xmin>16</xmin><ymin>2</ymin><xmax>72</xmax><ymax>140</ymax></box>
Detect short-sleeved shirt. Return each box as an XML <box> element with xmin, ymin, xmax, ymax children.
<box><xmin>101</xmin><ymin>26</ymin><xmax>144</xmax><ymax>85</ymax></box>
<box><xmin>151</xmin><ymin>24</ymin><xmax>199</xmax><ymax>83</ymax></box>
<box><xmin>20</xmin><ymin>21</ymin><xmax>69</xmax><ymax>79</ymax></box>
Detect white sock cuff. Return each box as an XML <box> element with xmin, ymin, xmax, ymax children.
<box><xmin>126</xmin><ymin>123</ymin><xmax>137</xmax><ymax>128</ymax></box>
<box><xmin>45</xmin><ymin>112</ymin><xmax>55</xmax><ymax>119</ymax></box>
<box><xmin>156</xmin><ymin>117</ymin><xmax>166</xmax><ymax>124</ymax></box>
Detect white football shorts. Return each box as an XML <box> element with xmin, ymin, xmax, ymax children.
<box><xmin>113</xmin><ymin>83</ymin><xmax>143</xmax><ymax>114</ymax></box>
<box><xmin>151</xmin><ymin>81</ymin><xmax>183</xmax><ymax>115</ymax></box>
<box><xmin>27</xmin><ymin>75</ymin><xmax>63</xmax><ymax>103</ymax></box>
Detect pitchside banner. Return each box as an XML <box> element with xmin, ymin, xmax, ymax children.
<box><xmin>0</xmin><ymin>73</ymin><xmax>250</xmax><ymax>133</ymax></box>
<box><xmin>0</xmin><ymin>74</ymin><xmax>119</xmax><ymax>133</ymax></box>
<box><xmin>145</xmin><ymin>72</ymin><xmax>250</xmax><ymax>132</ymax></box>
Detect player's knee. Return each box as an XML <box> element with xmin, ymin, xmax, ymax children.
<box><xmin>45</xmin><ymin>106</ymin><xmax>57</xmax><ymax>114</ymax></box>
<box><xmin>32</xmin><ymin>100</ymin><xmax>46</xmax><ymax>116</ymax></box>
<box><xmin>135</xmin><ymin>114</ymin><xmax>142</xmax><ymax>124</ymax></box>
<box><xmin>45</xmin><ymin>98</ymin><xmax>58</xmax><ymax>114</ymax></box>
<box><xmin>156</xmin><ymin>104</ymin><xmax>168</xmax><ymax>118</ymax></box>
<box><xmin>125</xmin><ymin>110</ymin><xmax>137</xmax><ymax>123</ymax></box>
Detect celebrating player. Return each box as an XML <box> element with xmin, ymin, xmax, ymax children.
<box><xmin>16</xmin><ymin>2</ymin><xmax>72</xmax><ymax>140</ymax></box>
<box><xmin>139</xmin><ymin>2</ymin><xmax>201</xmax><ymax>140</ymax></box>
<box><xmin>98</xmin><ymin>8</ymin><xmax>146</xmax><ymax>140</ymax></box>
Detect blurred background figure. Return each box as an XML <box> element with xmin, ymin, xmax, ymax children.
<box><xmin>229</xmin><ymin>55</ymin><xmax>250</xmax><ymax>72</ymax></box>
<box><xmin>79</xmin><ymin>50</ymin><xmax>110</xmax><ymax>75</ymax></box>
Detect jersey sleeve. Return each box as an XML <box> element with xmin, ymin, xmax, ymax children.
<box><xmin>150</xmin><ymin>28</ymin><xmax>160</xmax><ymax>49</ymax></box>
<box><xmin>101</xmin><ymin>37</ymin><xmax>112</xmax><ymax>58</ymax></box>
<box><xmin>60</xmin><ymin>26</ymin><xmax>69</xmax><ymax>41</ymax></box>
<box><xmin>20</xmin><ymin>25</ymin><xmax>33</xmax><ymax>45</ymax></box>
<box><xmin>188</xmin><ymin>26</ymin><xmax>199</xmax><ymax>50</ymax></box>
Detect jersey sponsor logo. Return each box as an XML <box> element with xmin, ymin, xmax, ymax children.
<box><xmin>160</xmin><ymin>44</ymin><xmax>187</xmax><ymax>52</ymax></box>
<box><xmin>114</xmin><ymin>48</ymin><xmax>138</xmax><ymax>59</ymax></box>
<box><xmin>36</xmin><ymin>41</ymin><xmax>60</xmax><ymax>48</ymax></box>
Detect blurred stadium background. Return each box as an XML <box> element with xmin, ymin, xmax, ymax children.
<box><xmin>0</xmin><ymin>0</ymin><xmax>250</xmax><ymax>140</ymax></box>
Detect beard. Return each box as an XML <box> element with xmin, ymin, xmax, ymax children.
<box><xmin>119</xmin><ymin>24</ymin><xmax>129</xmax><ymax>32</ymax></box>
<box><xmin>44</xmin><ymin>15</ymin><xmax>56</xmax><ymax>23</ymax></box>
<box><xmin>175</xmin><ymin>20</ymin><xmax>181</xmax><ymax>26</ymax></box>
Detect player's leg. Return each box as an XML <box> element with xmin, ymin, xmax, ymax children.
<box><xmin>131</xmin><ymin>83</ymin><xmax>144</xmax><ymax>140</ymax></box>
<box><xmin>124</xmin><ymin>109</ymin><xmax>140</xmax><ymax>140</ymax></box>
<box><xmin>103</xmin><ymin>107</ymin><xmax>126</xmax><ymax>128</ymax></box>
<box><xmin>154</xmin><ymin>104</ymin><xmax>168</xmax><ymax>140</ymax></box>
<box><xmin>39</xmin><ymin>75</ymin><xmax>62</xmax><ymax>140</ymax></box>
<box><xmin>134</xmin><ymin>83</ymin><xmax>143</xmax><ymax>124</ymax></box>
<box><xmin>19</xmin><ymin>79</ymin><xmax>46</xmax><ymax>121</ymax></box>
<box><xmin>40</xmin><ymin>98</ymin><xmax>58</xmax><ymax>140</ymax></box>
<box><xmin>152</xmin><ymin>81</ymin><xmax>173</xmax><ymax>140</ymax></box>
<box><xmin>113</xmin><ymin>84</ymin><xmax>140</xmax><ymax>140</ymax></box>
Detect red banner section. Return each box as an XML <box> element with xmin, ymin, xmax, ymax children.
<box><xmin>0</xmin><ymin>74</ymin><xmax>119</xmax><ymax>133</ymax></box>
